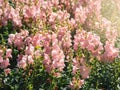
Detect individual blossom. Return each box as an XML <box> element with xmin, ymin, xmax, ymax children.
<box><xmin>62</xmin><ymin>31</ymin><xmax>72</xmax><ymax>49</ymax></box>
<box><xmin>25</xmin><ymin>44</ymin><xmax>34</xmax><ymax>55</ymax></box>
<box><xmin>0</xmin><ymin>56</ymin><xmax>3</xmax><ymax>63</ymax></box>
<box><xmin>8</xmin><ymin>34</ymin><xmax>15</xmax><ymax>45</ymax></box>
<box><xmin>17</xmin><ymin>55</ymin><xmax>27</xmax><ymax>69</ymax></box>
<box><xmin>0</xmin><ymin>58</ymin><xmax>10</xmax><ymax>69</ymax></box>
<box><xmin>6</xmin><ymin>49</ymin><xmax>12</xmax><ymax>58</ymax></box>
<box><xmin>4</xmin><ymin>68</ymin><xmax>11</xmax><ymax>76</ymax></box>
<box><xmin>32</xmin><ymin>33</ymin><xmax>44</xmax><ymax>47</ymax></box>
<box><xmin>72</xmin><ymin>58</ymin><xmax>79</xmax><ymax>74</ymax></box>
<box><xmin>14</xmin><ymin>33</ymin><xmax>24</xmax><ymax>49</ymax></box>
<box><xmin>27</xmin><ymin>55</ymin><xmax>34</xmax><ymax>65</ymax></box>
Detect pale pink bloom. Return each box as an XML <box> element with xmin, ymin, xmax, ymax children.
<box><xmin>27</xmin><ymin>55</ymin><xmax>34</xmax><ymax>65</ymax></box>
<box><xmin>8</xmin><ymin>34</ymin><xmax>15</xmax><ymax>45</ymax></box>
<box><xmin>24</xmin><ymin>37</ymin><xmax>32</xmax><ymax>45</ymax></box>
<box><xmin>21</xmin><ymin>55</ymin><xmax>27</xmax><ymax>62</ymax></box>
<box><xmin>34</xmin><ymin>50</ymin><xmax>41</xmax><ymax>59</ymax></box>
<box><xmin>14</xmin><ymin>33</ymin><xmax>24</xmax><ymax>49</ymax></box>
<box><xmin>17</xmin><ymin>60</ymin><xmax>27</xmax><ymax>69</ymax></box>
<box><xmin>17</xmin><ymin>55</ymin><xmax>27</xmax><ymax>69</ymax></box>
<box><xmin>72</xmin><ymin>58</ymin><xmax>79</xmax><ymax>74</ymax></box>
<box><xmin>105</xmin><ymin>29</ymin><xmax>117</xmax><ymax>43</ymax></box>
<box><xmin>51</xmin><ymin>0</ymin><xmax>59</xmax><ymax>6</ymax></box>
<box><xmin>43</xmin><ymin>54</ymin><xmax>52</xmax><ymax>73</ymax></box>
<box><xmin>23</xmin><ymin>5</ymin><xmax>33</xmax><ymax>19</ymax></box>
<box><xmin>23</xmin><ymin>5</ymin><xmax>38</xmax><ymax>19</ymax></box>
<box><xmin>20</xmin><ymin>30</ymin><xmax>29</xmax><ymax>38</ymax></box>
<box><xmin>0</xmin><ymin>0</ymin><xmax>4</xmax><ymax>6</ymax></box>
<box><xmin>17</xmin><ymin>54</ymin><xmax>23</xmax><ymax>62</ymax></box>
<box><xmin>6</xmin><ymin>49</ymin><xmax>12</xmax><ymax>58</ymax></box>
<box><xmin>49</xmin><ymin>12</ymin><xmax>57</xmax><ymax>24</ymax></box>
<box><xmin>51</xmin><ymin>33</ymin><xmax>58</xmax><ymax>46</ymax></box>
<box><xmin>74</xmin><ymin>6</ymin><xmax>87</xmax><ymax>24</ymax></box>
<box><xmin>62</xmin><ymin>31</ymin><xmax>72</xmax><ymax>48</ymax></box>
<box><xmin>0</xmin><ymin>9</ymin><xmax>2</xmax><ymax>16</ymax></box>
<box><xmin>12</xmin><ymin>16</ymin><xmax>22</xmax><ymax>26</ymax></box>
<box><xmin>68</xmin><ymin>18</ymin><xmax>77</xmax><ymax>28</ymax></box>
<box><xmin>101</xmin><ymin>41</ymin><xmax>119</xmax><ymax>62</ymax></box>
<box><xmin>25</xmin><ymin>44</ymin><xmax>34</xmax><ymax>55</ymax></box>
<box><xmin>58</xmin><ymin>29</ymin><xmax>65</xmax><ymax>41</ymax></box>
<box><xmin>5</xmin><ymin>6</ymin><xmax>22</xmax><ymax>26</ymax></box>
<box><xmin>80</xmin><ymin>66</ymin><xmax>90</xmax><ymax>79</ymax></box>
<box><xmin>0</xmin><ymin>56</ymin><xmax>3</xmax><ymax>63</ymax></box>
<box><xmin>4</xmin><ymin>68</ymin><xmax>11</xmax><ymax>76</ymax></box>
<box><xmin>0</xmin><ymin>59</ymin><xmax>10</xmax><ymax>69</ymax></box>
<box><xmin>32</xmin><ymin>34</ymin><xmax>44</xmax><ymax>46</ymax></box>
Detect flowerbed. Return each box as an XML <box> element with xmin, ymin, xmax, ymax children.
<box><xmin>0</xmin><ymin>0</ymin><xmax>120</xmax><ymax>90</ymax></box>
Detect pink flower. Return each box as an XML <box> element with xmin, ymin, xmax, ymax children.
<box><xmin>51</xmin><ymin>0</ymin><xmax>59</xmax><ymax>6</ymax></box>
<box><xmin>34</xmin><ymin>50</ymin><xmax>41</xmax><ymax>59</ymax></box>
<box><xmin>43</xmin><ymin>54</ymin><xmax>52</xmax><ymax>73</ymax></box>
<box><xmin>74</xmin><ymin>6</ymin><xmax>87</xmax><ymax>24</ymax></box>
<box><xmin>6</xmin><ymin>49</ymin><xmax>12</xmax><ymax>58</ymax></box>
<box><xmin>101</xmin><ymin>41</ymin><xmax>119</xmax><ymax>62</ymax></box>
<box><xmin>25</xmin><ymin>44</ymin><xmax>34</xmax><ymax>55</ymax></box>
<box><xmin>4</xmin><ymin>68</ymin><xmax>11</xmax><ymax>76</ymax></box>
<box><xmin>27</xmin><ymin>55</ymin><xmax>34</xmax><ymax>65</ymax></box>
<box><xmin>23</xmin><ymin>5</ymin><xmax>38</xmax><ymax>19</ymax></box>
<box><xmin>62</xmin><ymin>31</ymin><xmax>72</xmax><ymax>48</ymax></box>
<box><xmin>80</xmin><ymin>66</ymin><xmax>90</xmax><ymax>79</ymax></box>
<box><xmin>0</xmin><ymin>56</ymin><xmax>3</xmax><ymax>63</ymax></box>
<box><xmin>17</xmin><ymin>55</ymin><xmax>27</xmax><ymax>69</ymax></box>
<box><xmin>32</xmin><ymin>34</ymin><xmax>44</xmax><ymax>46</ymax></box>
<box><xmin>17</xmin><ymin>60</ymin><xmax>27</xmax><ymax>69</ymax></box>
<box><xmin>49</xmin><ymin>12</ymin><xmax>57</xmax><ymax>24</ymax></box>
<box><xmin>8</xmin><ymin>34</ymin><xmax>15</xmax><ymax>45</ymax></box>
<box><xmin>72</xmin><ymin>58</ymin><xmax>79</xmax><ymax>74</ymax></box>
<box><xmin>0</xmin><ymin>59</ymin><xmax>10</xmax><ymax>69</ymax></box>
<box><xmin>25</xmin><ymin>37</ymin><xmax>32</xmax><ymax>45</ymax></box>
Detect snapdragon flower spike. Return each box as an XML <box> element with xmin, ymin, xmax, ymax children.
<box><xmin>74</xmin><ymin>30</ymin><xmax>103</xmax><ymax>57</ymax></box>
<box><xmin>101</xmin><ymin>41</ymin><xmax>119</xmax><ymax>62</ymax></box>
<box><xmin>51</xmin><ymin>32</ymin><xmax>65</xmax><ymax>72</ymax></box>
<box><xmin>62</xmin><ymin>31</ymin><xmax>72</xmax><ymax>49</ymax></box>
<box><xmin>43</xmin><ymin>32</ymin><xmax>65</xmax><ymax>76</ymax></box>
<box><xmin>72</xmin><ymin>57</ymin><xmax>90</xmax><ymax>79</ymax></box>
<box><xmin>0</xmin><ymin>48</ymin><xmax>12</xmax><ymax>69</ymax></box>
<box><xmin>17</xmin><ymin>54</ymin><xmax>34</xmax><ymax>69</ymax></box>
<box><xmin>17</xmin><ymin>54</ymin><xmax>27</xmax><ymax>67</ymax></box>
